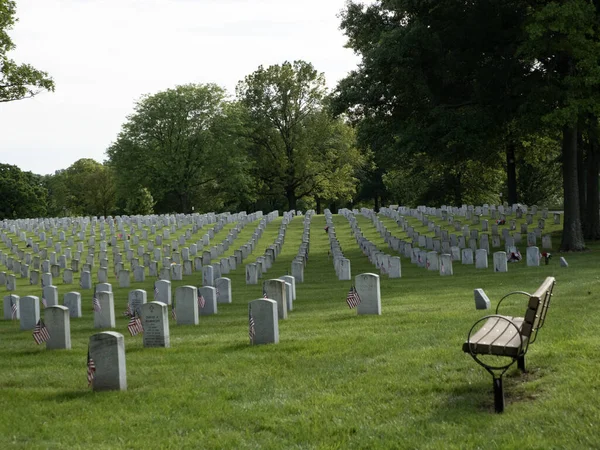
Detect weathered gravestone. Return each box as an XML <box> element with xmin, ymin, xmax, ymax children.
<box><xmin>215</xmin><ymin>277</ymin><xmax>231</xmax><ymax>304</ymax></box>
<box><xmin>291</xmin><ymin>261</ymin><xmax>304</xmax><ymax>283</ymax></box>
<box><xmin>128</xmin><ymin>290</ymin><xmax>147</xmax><ymax>317</ymax></box>
<box><xmin>245</xmin><ymin>264</ymin><xmax>258</xmax><ymax>285</ymax></box>
<box><xmin>279</xmin><ymin>275</ymin><xmax>296</xmax><ymax>301</ymax></box>
<box><xmin>63</xmin><ymin>292</ymin><xmax>82</xmax><ymax>318</ymax></box>
<box><xmin>175</xmin><ymin>285</ymin><xmax>199</xmax><ymax>325</ymax></box>
<box><xmin>356</xmin><ymin>273</ymin><xmax>381</xmax><ymax>315</ymax></box>
<box><xmin>43</xmin><ymin>285</ymin><xmax>58</xmax><ymax>307</ymax></box>
<box><xmin>89</xmin><ymin>332</ymin><xmax>127</xmax><ymax>391</ymax></box>
<box><xmin>45</xmin><ymin>305</ymin><xmax>71</xmax><ymax>350</ymax></box>
<box><xmin>439</xmin><ymin>254</ymin><xmax>453</xmax><ymax>276</ymax></box>
<box><xmin>474</xmin><ymin>289</ymin><xmax>491</xmax><ymax>310</ymax></box>
<box><xmin>133</xmin><ymin>266</ymin><xmax>145</xmax><ymax>282</ymax></box>
<box><xmin>97</xmin><ymin>282</ymin><xmax>112</xmax><ymax>292</ymax></box>
<box><xmin>19</xmin><ymin>295</ymin><xmax>40</xmax><ymax>330</ymax></box>
<box><xmin>249</xmin><ymin>299</ymin><xmax>279</xmax><ymax>345</ymax></box>
<box><xmin>198</xmin><ymin>286</ymin><xmax>217</xmax><ymax>316</ymax></box>
<box><xmin>560</xmin><ymin>257</ymin><xmax>568</xmax><ymax>267</ymax></box>
<box><xmin>118</xmin><ymin>270</ymin><xmax>130</xmax><ymax>288</ymax></box>
<box><xmin>141</xmin><ymin>302</ymin><xmax>170</xmax><ymax>348</ymax></box>
<box><xmin>3</xmin><ymin>294</ymin><xmax>19</xmax><ymax>320</ymax></box>
<box><xmin>475</xmin><ymin>249</ymin><xmax>488</xmax><ymax>269</ymax></box>
<box><xmin>80</xmin><ymin>271</ymin><xmax>92</xmax><ymax>289</ymax></box>
<box><xmin>264</xmin><ymin>279</ymin><xmax>287</xmax><ymax>320</ymax></box>
<box><xmin>6</xmin><ymin>274</ymin><xmax>16</xmax><ymax>291</ymax></box>
<box><xmin>493</xmin><ymin>251</ymin><xmax>508</xmax><ymax>273</ymax></box>
<box><xmin>202</xmin><ymin>265</ymin><xmax>214</xmax><ymax>287</ymax></box>
<box><xmin>527</xmin><ymin>246</ymin><xmax>540</xmax><ymax>267</ymax></box>
<box><xmin>63</xmin><ymin>269</ymin><xmax>73</xmax><ymax>284</ymax></box>
<box><xmin>94</xmin><ymin>291</ymin><xmax>116</xmax><ymax>329</ymax></box>
<box><xmin>461</xmin><ymin>249</ymin><xmax>474</xmax><ymax>265</ymax></box>
<box><xmin>155</xmin><ymin>280</ymin><xmax>171</xmax><ymax>305</ymax></box>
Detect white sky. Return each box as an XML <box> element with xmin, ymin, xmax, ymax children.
<box><xmin>0</xmin><ymin>0</ymin><xmax>363</xmax><ymax>175</ymax></box>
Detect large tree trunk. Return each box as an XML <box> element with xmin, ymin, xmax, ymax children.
<box><xmin>577</xmin><ymin>131</ymin><xmax>586</xmax><ymax>227</ymax></box>
<box><xmin>585</xmin><ymin>131</ymin><xmax>600</xmax><ymax>240</ymax></box>
<box><xmin>315</xmin><ymin>196</ymin><xmax>322</xmax><ymax>214</ymax></box>
<box><xmin>286</xmin><ymin>188</ymin><xmax>297</xmax><ymax>211</ymax></box>
<box><xmin>506</xmin><ymin>141</ymin><xmax>518</xmax><ymax>205</ymax></box>
<box><xmin>560</xmin><ymin>124</ymin><xmax>586</xmax><ymax>251</ymax></box>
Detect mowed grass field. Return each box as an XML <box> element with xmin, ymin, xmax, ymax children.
<box><xmin>1</xmin><ymin>211</ymin><xmax>599</xmax><ymax>449</ymax></box>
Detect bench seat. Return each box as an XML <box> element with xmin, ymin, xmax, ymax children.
<box><xmin>462</xmin><ymin>316</ymin><xmax>525</xmax><ymax>357</ymax></box>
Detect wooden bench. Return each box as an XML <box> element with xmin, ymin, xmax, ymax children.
<box><xmin>462</xmin><ymin>276</ymin><xmax>556</xmax><ymax>412</ymax></box>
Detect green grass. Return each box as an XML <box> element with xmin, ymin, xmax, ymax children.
<box><xmin>1</xmin><ymin>211</ymin><xmax>600</xmax><ymax>449</ymax></box>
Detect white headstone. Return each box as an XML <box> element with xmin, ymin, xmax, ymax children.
<box><xmin>128</xmin><ymin>289</ymin><xmax>147</xmax><ymax>317</ymax></box>
<box><xmin>202</xmin><ymin>265</ymin><xmax>214</xmax><ymax>287</ymax></box>
<box><xmin>291</xmin><ymin>261</ymin><xmax>304</xmax><ymax>283</ymax></box>
<box><xmin>264</xmin><ymin>279</ymin><xmax>287</xmax><ymax>320</ymax></box>
<box><xmin>356</xmin><ymin>273</ymin><xmax>381</xmax><ymax>315</ymax></box>
<box><xmin>19</xmin><ymin>295</ymin><xmax>40</xmax><ymax>330</ymax></box>
<box><xmin>493</xmin><ymin>252</ymin><xmax>508</xmax><ymax>272</ymax></box>
<box><xmin>141</xmin><ymin>301</ymin><xmax>170</xmax><ymax>348</ymax></box>
<box><xmin>475</xmin><ymin>249</ymin><xmax>488</xmax><ymax>269</ymax></box>
<box><xmin>94</xmin><ymin>291</ymin><xmax>116</xmax><ymax>329</ymax></box>
<box><xmin>249</xmin><ymin>299</ymin><xmax>279</xmax><ymax>345</ymax></box>
<box><xmin>215</xmin><ymin>277</ymin><xmax>231</xmax><ymax>304</ymax></box>
<box><xmin>198</xmin><ymin>286</ymin><xmax>217</xmax><ymax>315</ymax></box>
<box><xmin>45</xmin><ymin>305</ymin><xmax>71</xmax><ymax>350</ymax></box>
<box><xmin>63</xmin><ymin>292</ymin><xmax>82</xmax><ymax>318</ymax></box>
<box><xmin>3</xmin><ymin>294</ymin><xmax>19</xmax><ymax>320</ymax></box>
<box><xmin>89</xmin><ymin>331</ymin><xmax>127</xmax><ymax>391</ymax></box>
<box><xmin>175</xmin><ymin>285</ymin><xmax>199</xmax><ymax>325</ymax></box>
<box><xmin>527</xmin><ymin>246</ymin><xmax>540</xmax><ymax>266</ymax></box>
<box><xmin>474</xmin><ymin>289</ymin><xmax>490</xmax><ymax>310</ymax></box>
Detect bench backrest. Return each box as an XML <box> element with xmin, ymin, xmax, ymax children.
<box><xmin>521</xmin><ymin>277</ymin><xmax>555</xmax><ymax>341</ymax></box>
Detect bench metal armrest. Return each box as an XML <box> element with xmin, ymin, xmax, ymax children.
<box><xmin>495</xmin><ymin>291</ymin><xmax>531</xmax><ymax>314</ymax></box>
<box><xmin>466</xmin><ymin>315</ymin><xmax>525</xmax><ymax>372</ymax></box>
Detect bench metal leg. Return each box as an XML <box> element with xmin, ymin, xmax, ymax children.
<box><xmin>493</xmin><ymin>377</ymin><xmax>505</xmax><ymax>413</ymax></box>
<box><xmin>517</xmin><ymin>355</ymin><xmax>526</xmax><ymax>372</ymax></box>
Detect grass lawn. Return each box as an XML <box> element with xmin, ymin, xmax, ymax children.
<box><xmin>1</xmin><ymin>210</ymin><xmax>599</xmax><ymax>449</ymax></box>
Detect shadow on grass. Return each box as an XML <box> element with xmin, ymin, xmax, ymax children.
<box><xmin>45</xmin><ymin>390</ymin><xmax>96</xmax><ymax>402</ymax></box>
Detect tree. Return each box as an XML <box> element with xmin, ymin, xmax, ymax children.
<box><xmin>0</xmin><ymin>163</ymin><xmax>47</xmax><ymax>218</ymax></box>
<box><xmin>44</xmin><ymin>159</ymin><xmax>117</xmax><ymax>217</ymax></box>
<box><xmin>518</xmin><ymin>0</ymin><xmax>600</xmax><ymax>250</ymax></box>
<box><xmin>125</xmin><ymin>187</ymin><xmax>154</xmax><ymax>216</ymax></box>
<box><xmin>333</xmin><ymin>1</ymin><xmax>529</xmax><ymax>207</ymax></box>
<box><xmin>0</xmin><ymin>0</ymin><xmax>54</xmax><ymax>102</ymax></box>
<box><xmin>107</xmin><ymin>84</ymin><xmax>252</xmax><ymax>214</ymax></box>
<box><xmin>236</xmin><ymin>61</ymin><xmax>362</xmax><ymax>210</ymax></box>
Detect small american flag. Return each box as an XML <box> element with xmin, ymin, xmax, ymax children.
<box><xmin>154</xmin><ymin>283</ymin><xmax>159</xmax><ymax>300</ymax></box>
<box><xmin>87</xmin><ymin>349</ymin><xmax>96</xmax><ymax>387</ymax></box>
<box><xmin>198</xmin><ymin>292</ymin><xmax>205</xmax><ymax>309</ymax></box>
<box><xmin>263</xmin><ymin>291</ymin><xmax>268</xmax><ymax>299</ymax></box>
<box><xmin>123</xmin><ymin>303</ymin><xmax>133</xmax><ymax>318</ymax></box>
<box><xmin>32</xmin><ymin>319</ymin><xmax>51</xmax><ymax>345</ymax></box>
<box><xmin>10</xmin><ymin>296</ymin><xmax>17</xmax><ymax>320</ymax></box>
<box><xmin>248</xmin><ymin>305</ymin><xmax>255</xmax><ymax>344</ymax></box>
<box><xmin>346</xmin><ymin>286</ymin><xmax>361</xmax><ymax>309</ymax></box>
<box><xmin>92</xmin><ymin>292</ymin><xmax>101</xmax><ymax>313</ymax></box>
<box><xmin>171</xmin><ymin>303</ymin><xmax>177</xmax><ymax>321</ymax></box>
<box><xmin>127</xmin><ymin>314</ymin><xmax>143</xmax><ymax>336</ymax></box>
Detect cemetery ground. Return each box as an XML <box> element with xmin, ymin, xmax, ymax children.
<box><xmin>1</xmin><ymin>211</ymin><xmax>599</xmax><ymax>449</ymax></box>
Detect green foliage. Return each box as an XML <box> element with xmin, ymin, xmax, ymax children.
<box><xmin>44</xmin><ymin>159</ymin><xmax>116</xmax><ymax>217</ymax></box>
<box><xmin>0</xmin><ymin>163</ymin><xmax>47</xmax><ymax>218</ymax></box>
<box><xmin>107</xmin><ymin>84</ymin><xmax>253</xmax><ymax>214</ymax></box>
<box><xmin>236</xmin><ymin>61</ymin><xmax>363</xmax><ymax>209</ymax></box>
<box><xmin>0</xmin><ymin>0</ymin><xmax>54</xmax><ymax>102</ymax></box>
<box><xmin>125</xmin><ymin>187</ymin><xmax>154</xmax><ymax>216</ymax></box>
<box><xmin>517</xmin><ymin>134</ymin><xmax>563</xmax><ymax>206</ymax></box>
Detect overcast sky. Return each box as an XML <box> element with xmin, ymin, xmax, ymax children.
<box><xmin>0</xmin><ymin>0</ymin><xmax>364</xmax><ymax>175</ymax></box>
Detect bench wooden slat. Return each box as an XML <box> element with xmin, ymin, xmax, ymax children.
<box><xmin>462</xmin><ymin>316</ymin><xmax>525</xmax><ymax>357</ymax></box>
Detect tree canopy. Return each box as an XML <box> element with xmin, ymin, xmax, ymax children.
<box><xmin>0</xmin><ymin>0</ymin><xmax>54</xmax><ymax>102</ymax></box>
